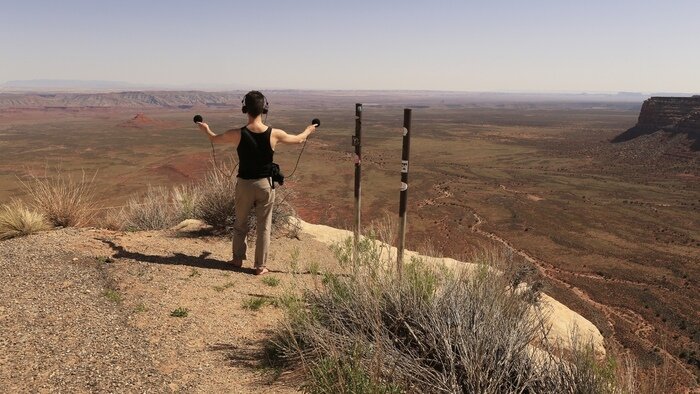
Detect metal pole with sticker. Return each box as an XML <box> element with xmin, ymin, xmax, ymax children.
<box><xmin>397</xmin><ymin>108</ymin><xmax>411</xmax><ymax>274</ymax></box>
<box><xmin>353</xmin><ymin>103</ymin><xmax>362</xmax><ymax>265</ymax></box>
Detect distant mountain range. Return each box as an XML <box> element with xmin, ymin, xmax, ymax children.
<box><xmin>0</xmin><ymin>83</ymin><xmax>698</xmax><ymax>111</ymax></box>
<box><xmin>0</xmin><ymin>90</ymin><xmax>243</xmax><ymax>108</ymax></box>
<box><xmin>0</xmin><ymin>79</ymin><xmax>250</xmax><ymax>93</ymax></box>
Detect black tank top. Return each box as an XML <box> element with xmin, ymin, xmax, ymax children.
<box><xmin>237</xmin><ymin>126</ymin><xmax>274</xmax><ymax>179</ymax></box>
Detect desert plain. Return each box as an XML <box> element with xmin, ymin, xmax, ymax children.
<box><xmin>0</xmin><ymin>90</ymin><xmax>697</xmax><ymax>386</ymax></box>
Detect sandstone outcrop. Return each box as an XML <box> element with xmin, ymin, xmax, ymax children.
<box><xmin>118</xmin><ymin>113</ymin><xmax>172</xmax><ymax>129</ymax></box>
<box><xmin>613</xmin><ymin>96</ymin><xmax>700</xmax><ymax>151</ymax></box>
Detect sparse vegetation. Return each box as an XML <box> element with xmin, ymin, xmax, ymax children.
<box><xmin>193</xmin><ymin>163</ymin><xmax>237</xmax><ymax>231</ymax></box>
<box><xmin>188</xmin><ymin>268</ymin><xmax>201</xmax><ymax>278</ymax></box>
<box><xmin>172</xmin><ymin>184</ymin><xmax>201</xmax><ymax>222</ymax></box>
<box><xmin>288</xmin><ymin>246</ymin><xmax>301</xmax><ymax>274</ymax></box>
<box><xmin>20</xmin><ymin>169</ymin><xmax>97</xmax><ymax>227</ymax></box>
<box><xmin>115</xmin><ymin>163</ymin><xmax>297</xmax><ymax>234</ymax></box>
<box><xmin>0</xmin><ymin>200</ymin><xmax>50</xmax><ymax>240</ymax></box>
<box><xmin>270</xmin><ymin>188</ymin><xmax>298</xmax><ymax>236</ymax></box>
<box><xmin>212</xmin><ymin>281</ymin><xmax>235</xmax><ymax>292</ymax></box>
<box><xmin>97</xmin><ymin>207</ymin><xmax>126</xmax><ymax>231</ymax></box>
<box><xmin>261</xmin><ymin>276</ymin><xmax>280</xmax><ymax>287</ymax></box>
<box><xmin>103</xmin><ymin>289</ymin><xmax>121</xmax><ymax>303</ymax></box>
<box><xmin>242</xmin><ymin>296</ymin><xmax>268</xmax><ymax>311</ymax></box>
<box><xmin>268</xmin><ymin>237</ymin><xmax>630</xmax><ymax>393</ymax></box>
<box><xmin>170</xmin><ymin>307</ymin><xmax>189</xmax><ymax>318</ymax></box>
<box><xmin>307</xmin><ymin>261</ymin><xmax>321</xmax><ymax>276</ymax></box>
<box><xmin>94</xmin><ymin>256</ymin><xmax>113</xmax><ymax>264</ymax></box>
<box><xmin>123</xmin><ymin>185</ymin><xmax>178</xmax><ymax>230</ymax></box>
<box><xmin>304</xmin><ymin>350</ymin><xmax>403</xmax><ymax>394</ymax></box>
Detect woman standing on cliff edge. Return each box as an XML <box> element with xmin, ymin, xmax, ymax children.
<box><xmin>196</xmin><ymin>91</ymin><xmax>316</xmax><ymax>275</ymax></box>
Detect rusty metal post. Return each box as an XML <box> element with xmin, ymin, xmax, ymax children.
<box><xmin>397</xmin><ymin>108</ymin><xmax>411</xmax><ymax>275</ymax></box>
<box><xmin>353</xmin><ymin>103</ymin><xmax>363</xmax><ymax>265</ymax></box>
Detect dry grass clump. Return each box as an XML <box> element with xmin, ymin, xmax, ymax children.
<box><xmin>20</xmin><ymin>170</ymin><xmax>97</xmax><ymax>227</ymax></box>
<box><xmin>96</xmin><ymin>207</ymin><xmax>126</xmax><ymax>231</ymax></box>
<box><xmin>118</xmin><ymin>161</ymin><xmax>297</xmax><ymax>234</ymax></box>
<box><xmin>123</xmin><ymin>186</ymin><xmax>179</xmax><ymax>231</ymax></box>
<box><xmin>193</xmin><ymin>166</ymin><xmax>237</xmax><ymax>231</ymax></box>
<box><xmin>271</xmin><ymin>188</ymin><xmax>298</xmax><ymax>236</ymax></box>
<box><xmin>192</xmin><ymin>162</ymin><xmax>297</xmax><ymax>234</ymax></box>
<box><xmin>172</xmin><ymin>184</ymin><xmax>200</xmax><ymax>222</ymax></box>
<box><xmin>267</xmin><ymin>238</ymin><xmax>629</xmax><ymax>393</ymax></box>
<box><xmin>0</xmin><ymin>200</ymin><xmax>50</xmax><ymax>240</ymax></box>
<box><xmin>188</xmin><ymin>163</ymin><xmax>298</xmax><ymax>236</ymax></box>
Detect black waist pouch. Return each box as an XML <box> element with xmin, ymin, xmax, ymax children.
<box><xmin>270</xmin><ymin>163</ymin><xmax>284</xmax><ymax>189</ymax></box>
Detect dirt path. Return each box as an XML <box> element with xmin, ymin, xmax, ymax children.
<box><xmin>0</xmin><ymin>227</ymin><xmax>336</xmax><ymax>393</ymax></box>
<box><xmin>469</xmin><ymin>211</ymin><xmax>697</xmax><ymax>382</ymax></box>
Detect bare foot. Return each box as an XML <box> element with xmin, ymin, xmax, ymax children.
<box><xmin>231</xmin><ymin>257</ymin><xmax>243</xmax><ymax>268</ymax></box>
<box><xmin>255</xmin><ymin>267</ymin><xmax>269</xmax><ymax>275</ymax></box>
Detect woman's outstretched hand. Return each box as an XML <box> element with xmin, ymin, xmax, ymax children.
<box><xmin>197</xmin><ymin>122</ymin><xmax>210</xmax><ymax>133</ymax></box>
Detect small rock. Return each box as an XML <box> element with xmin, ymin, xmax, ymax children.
<box><xmin>170</xmin><ymin>219</ymin><xmax>213</xmax><ymax>236</ymax></box>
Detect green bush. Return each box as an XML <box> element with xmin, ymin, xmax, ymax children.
<box><xmin>170</xmin><ymin>307</ymin><xmax>189</xmax><ymax>317</ymax></box>
<box><xmin>268</xmin><ymin>237</ymin><xmax>628</xmax><ymax>393</ymax></box>
<box><xmin>304</xmin><ymin>350</ymin><xmax>402</xmax><ymax>394</ymax></box>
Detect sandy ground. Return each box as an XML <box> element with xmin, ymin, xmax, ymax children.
<box><xmin>0</xmin><ymin>227</ymin><xmax>336</xmax><ymax>393</ymax></box>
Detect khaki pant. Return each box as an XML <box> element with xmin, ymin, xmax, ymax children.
<box><xmin>233</xmin><ymin>178</ymin><xmax>275</xmax><ymax>268</ymax></box>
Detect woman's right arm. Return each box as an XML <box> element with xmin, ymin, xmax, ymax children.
<box><xmin>272</xmin><ymin>125</ymin><xmax>316</xmax><ymax>146</ymax></box>
<box><xmin>197</xmin><ymin>122</ymin><xmax>240</xmax><ymax>145</ymax></box>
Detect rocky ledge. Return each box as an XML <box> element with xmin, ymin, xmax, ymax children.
<box><xmin>613</xmin><ymin>96</ymin><xmax>700</xmax><ymax>151</ymax></box>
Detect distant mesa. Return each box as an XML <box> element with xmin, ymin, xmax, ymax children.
<box><xmin>612</xmin><ymin>96</ymin><xmax>700</xmax><ymax>151</ymax></box>
<box><xmin>119</xmin><ymin>113</ymin><xmax>169</xmax><ymax>128</ymax></box>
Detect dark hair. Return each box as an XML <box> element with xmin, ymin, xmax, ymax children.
<box><xmin>243</xmin><ymin>90</ymin><xmax>268</xmax><ymax>116</ymax></box>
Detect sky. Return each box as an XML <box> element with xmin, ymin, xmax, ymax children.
<box><xmin>1</xmin><ymin>0</ymin><xmax>699</xmax><ymax>93</ymax></box>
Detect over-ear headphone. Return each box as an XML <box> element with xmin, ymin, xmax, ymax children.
<box><xmin>241</xmin><ymin>91</ymin><xmax>269</xmax><ymax>115</ymax></box>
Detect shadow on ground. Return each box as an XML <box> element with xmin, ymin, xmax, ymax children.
<box><xmin>97</xmin><ymin>238</ymin><xmax>259</xmax><ymax>275</ymax></box>
<box><xmin>208</xmin><ymin>331</ymin><xmax>293</xmax><ymax>386</ymax></box>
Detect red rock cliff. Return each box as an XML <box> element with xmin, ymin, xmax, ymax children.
<box><xmin>613</xmin><ymin>96</ymin><xmax>700</xmax><ymax>150</ymax></box>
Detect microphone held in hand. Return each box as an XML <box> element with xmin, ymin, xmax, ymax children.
<box><xmin>311</xmin><ymin>118</ymin><xmax>321</xmax><ymax>127</ymax></box>
<box><xmin>193</xmin><ymin>114</ymin><xmax>203</xmax><ymax>124</ymax></box>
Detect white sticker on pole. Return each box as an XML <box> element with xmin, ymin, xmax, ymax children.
<box><xmin>401</xmin><ymin>160</ymin><xmax>409</xmax><ymax>173</ymax></box>
<box><xmin>401</xmin><ymin>182</ymin><xmax>408</xmax><ymax>191</ymax></box>
<box><xmin>354</xmin><ymin>154</ymin><xmax>361</xmax><ymax>164</ymax></box>
<box><xmin>402</xmin><ymin>127</ymin><xmax>408</xmax><ymax>136</ymax></box>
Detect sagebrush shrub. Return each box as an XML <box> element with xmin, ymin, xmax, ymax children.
<box><xmin>268</xmin><ymin>237</ymin><xmax>626</xmax><ymax>393</ymax></box>
<box><xmin>123</xmin><ymin>185</ymin><xmax>178</xmax><ymax>230</ymax></box>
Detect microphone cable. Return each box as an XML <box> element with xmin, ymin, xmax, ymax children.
<box><xmin>287</xmin><ymin>119</ymin><xmax>320</xmax><ymax>178</ymax></box>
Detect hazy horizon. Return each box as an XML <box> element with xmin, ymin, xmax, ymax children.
<box><xmin>2</xmin><ymin>79</ymin><xmax>698</xmax><ymax>98</ymax></box>
<box><xmin>1</xmin><ymin>1</ymin><xmax>699</xmax><ymax>92</ymax></box>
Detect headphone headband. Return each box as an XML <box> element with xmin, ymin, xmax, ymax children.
<box><xmin>242</xmin><ymin>91</ymin><xmax>269</xmax><ymax>115</ymax></box>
